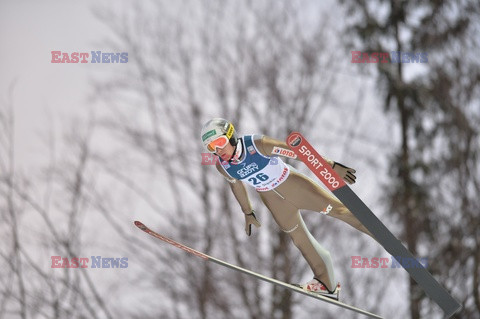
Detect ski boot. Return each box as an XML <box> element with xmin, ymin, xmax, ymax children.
<box><xmin>299</xmin><ymin>278</ymin><xmax>341</xmax><ymax>300</ymax></box>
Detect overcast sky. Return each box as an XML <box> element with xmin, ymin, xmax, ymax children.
<box><xmin>0</xmin><ymin>0</ymin><xmax>120</xmax><ymax>170</ymax></box>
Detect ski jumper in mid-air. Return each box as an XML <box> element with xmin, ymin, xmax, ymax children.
<box><xmin>201</xmin><ymin>118</ymin><xmax>373</xmax><ymax>299</ymax></box>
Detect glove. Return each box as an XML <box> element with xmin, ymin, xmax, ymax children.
<box><xmin>332</xmin><ymin>162</ymin><xmax>357</xmax><ymax>184</ymax></box>
<box><xmin>244</xmin><ymin>211</ymin><xmax>261</xmax><ymax>236</ymax></box>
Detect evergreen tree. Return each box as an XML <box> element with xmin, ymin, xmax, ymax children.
<box><xmin>340</xmin><ymin>0</ymin><xmax>480</xmax><ymax>317</ymax></box>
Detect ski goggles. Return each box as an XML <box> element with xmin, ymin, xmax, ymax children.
<box><xmin>206</xmin><ymin>135</ymin><xmax>229</xmax><ymax>153</ymax></box>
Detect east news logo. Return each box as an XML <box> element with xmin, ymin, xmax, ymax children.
<box><xmin>351</xmin><ymin>51</ymin><xmax>428</xmax><ymax>63</ymax></box>
<box><xmin>351</xmin><ymin>255</ymin><xmax>428</xmax><ymax>268</ymax></box>
<box><xmin>200</xmin><ymin>153</ymin><xmax>280</xmax><ymax>165</ymax></box>
<box><xmin>51</xmin><ymin>51</ymin><xmax>128</xmax><ymax>63</ymax></box>
<box><xmin>51</xmin><ymin>256</ymin><xmax>128</xmax><ymax>268</ymax></box>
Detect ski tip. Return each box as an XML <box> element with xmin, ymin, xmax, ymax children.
<box><xmin>134</xmin><ymin>221</ymin><xmax>147</xmax><ymax>230</ymax></box>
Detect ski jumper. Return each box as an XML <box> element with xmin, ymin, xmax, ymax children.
<box><xmin>215</xmin><ymin>134</ymin><xmax>373</xmax><ymax>291</ymax></box>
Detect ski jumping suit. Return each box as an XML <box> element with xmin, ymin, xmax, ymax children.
<box><xmin>215</xmin><ymin>134</ymin><xmax>373</xmax><ymax>291</ymax></box>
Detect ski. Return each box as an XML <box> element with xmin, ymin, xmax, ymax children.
<box><xmin>286</xmin><ymin>132</ymin><xmax>462</xmax><ymax>318</ymax></box>
<box><xmin>134</xmin><ymin>221</ymin><xmax>384</xmax><ymax>319</ymax></box>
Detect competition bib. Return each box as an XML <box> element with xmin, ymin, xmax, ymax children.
<box><xmin>220</xmin><ymin>135</ymin><xmax>290</xmax><ymax>191</ymax></box>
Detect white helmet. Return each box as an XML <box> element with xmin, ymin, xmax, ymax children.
<box><xmin>201</xmin><ymin>118</ymin><xmax>238</xmax><ymax>152</ymax></box>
